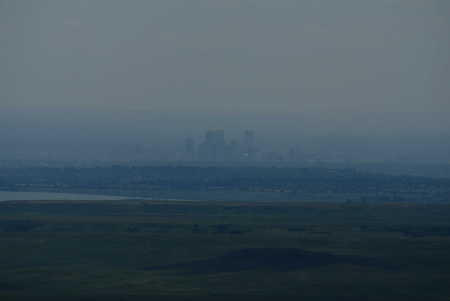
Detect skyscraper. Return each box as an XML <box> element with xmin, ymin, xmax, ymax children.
<box><xmin>243</xmin><ymin>130</ymin><xmax>257</xmax><ymax>160</ymax></box>
<box><xmin>183</xmin><ymin>137</ymin><xmax>195</xmax><ymax>161</ymax></box>
<box><xmin>198</xmin><ymin>130</ymin><xmax>226</xmax><ymax>161</ymax></box>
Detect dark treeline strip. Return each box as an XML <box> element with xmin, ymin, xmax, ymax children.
<box><xmin>1</xmin><ymin>166</ymin><xmax>449</xmax><ymax>202</ymax></box>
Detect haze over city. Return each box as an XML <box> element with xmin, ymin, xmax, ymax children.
<box><xmin>1</xmin><ymin>0</ymin><xmax>449</xmax><ymax>163</ymax></box>
<box><xmin>3</xmin><ymin>2</ymin><xmax>450</xmax><ymax>300</ymax></box>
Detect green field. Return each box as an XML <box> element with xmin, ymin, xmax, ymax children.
<box><xmin>1</xmin><ymin>200</ymin><xmax>450</xmax><ymax>300</ymax></box>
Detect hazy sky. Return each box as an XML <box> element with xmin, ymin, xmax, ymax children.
<box><xmin>1</xmin><ymin>0</ymin><xmax>449</xmax><ymax>161</ymax></box>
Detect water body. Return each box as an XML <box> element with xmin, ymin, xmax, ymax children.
<box><xmin>0</xmin><ymin>191</ymin><xmax>133</xmax><ymax>202</ymax></box>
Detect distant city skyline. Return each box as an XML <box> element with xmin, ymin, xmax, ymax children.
<box><xmin>1</xmin><ymin>1</ymin><xmax>449</xmax><ymax>163</ymax></box>
<box><xmin>1</xmin><ymin>127</ymin><xmax>449</xmax><ymax>165</ymax></box>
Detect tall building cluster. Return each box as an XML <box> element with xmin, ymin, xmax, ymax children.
<box><xmin>183</xmin><ymin>130</ymin><xmax>258</xmax><ymax>162</ymax></box>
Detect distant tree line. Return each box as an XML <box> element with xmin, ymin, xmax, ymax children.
<box><xmin>1</xmin><ymin>166</ymin><xmax>449</xmax><ymax>202</ymax></box>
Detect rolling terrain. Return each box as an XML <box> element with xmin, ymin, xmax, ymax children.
<box><xmin>1</xmin><ymin>199</ymin><xmax>450</xmax><ymax>300</ymax></box>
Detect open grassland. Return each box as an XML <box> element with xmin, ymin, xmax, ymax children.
<box><xmin>1</xmin><ymin>200</ymin><xmax>450</xmax><ymax>300</ymax></box>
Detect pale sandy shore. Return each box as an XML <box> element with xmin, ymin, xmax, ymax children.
<box><xmin>0</xmin><ymin>191</ymin><xmax>132</xmax><ymax>202</ymax></box>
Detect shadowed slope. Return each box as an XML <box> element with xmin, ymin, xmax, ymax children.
<box><xmin>145</xmin><ymin>248</ymin><xmax>393</xmax><ymax>274</ymax></box>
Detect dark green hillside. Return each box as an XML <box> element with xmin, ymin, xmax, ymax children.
<box><xmin>1</xmin><ymin>200</ymin><xmax>450</xmax><ymax>300</ymax></box>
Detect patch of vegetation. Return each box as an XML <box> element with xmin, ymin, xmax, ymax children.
<box><xmin>1</xmin><ymin>200</ymin><xmax>450</xmax><ymax>300</ymax></box>
<box><xmin>2</xmin><ymin>166</ymin><xmax>450</xmax><ymax>202</ymax></box>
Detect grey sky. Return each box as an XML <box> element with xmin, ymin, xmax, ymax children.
<box><xmin>1</xmin><ymin>0</ymin><xmax>449</xmax><ymax>161</ymax></box>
